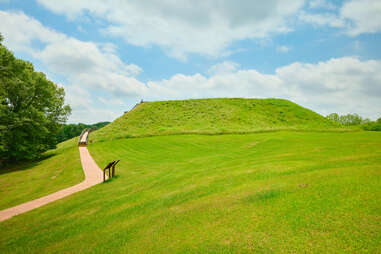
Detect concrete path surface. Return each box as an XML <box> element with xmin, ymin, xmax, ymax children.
<box><xmin>0</xmin><ymin>146</ymin><xmax>104</xmax><ymax>222</ymax></box>
<box><xmin>80</xmin><ymin>131</ymin><xmax>88</xmax><ymax>143</ymax></box>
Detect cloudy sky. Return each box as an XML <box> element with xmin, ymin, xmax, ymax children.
<box><xmin>1</xmin><ymin>0</ymin><xmax>381</xmax><ymax>123</ymax></box>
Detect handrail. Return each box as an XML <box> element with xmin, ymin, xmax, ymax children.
<box><xmin>78</xmin><ymin>128</ymin><xmax>91</xmax><ymax>147</ymax></box>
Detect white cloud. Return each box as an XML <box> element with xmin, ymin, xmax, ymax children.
<box><xmin>0</xmin><ymin>11</ymin><xmax>65</xmax><ymax>53</ymax></box>
<box><xmin>276</xmin><ymin>57</ymin><xmax>381</xmax><ymax>118</ymax></box>
<box><xmin>299</xmin><ymin>11</ymin><xmax>346</xmax><ymax>28</ymax></box>
<box><xmin>276</xmin><ymin>45</ymin><xmax>291</xmax><ymax>53</ymax></box>
<box><xmin>341</xmin><ymin>0</ymin><xmax>381</xmax><ymax>36</ymax></box>
<box><xmin>64</xmin><ymin>86</ymin><xmax>122</xmax><ymax>123</ymax></box>
<box><xmin>300</xmin><ymin>0</ymin><xmax>381</xmax><ymax>36</ymax></box>
<box><xmin>66</xmin><ymin>56</ymin><xmax>379</xmax><ymax>120</ymax></box>
<box><xmin>37</xmin><ymin>0</ymin><xmax>305</xmax><ymax>60</ymax></box>
<box><xmin>207</xmin><ymin>61</ymin><xmax>240</xmax><ymax>75</ymax></box>
<box><xmin>309</xmin><ymin>0</ymin><xmax>336</xmax><ymax>10</ymax></box>
<box><xmin>98</xmin><ymin>97</ymin><xmax>126</xmax><ymax>106</ymax></box>
<box><xmin>0</xmin><ymin>10</ymin><xmax>145</xmax><ymax>122</ymax></box>
<box><xmin>1</xmin><ymin>10</ymin><xmax>380</xmax><ymax>122</ymax></box>
<box><xmin>144</xmin><ymin>57</ymin><xmax>381</xmax><ymax>119</ymax></box>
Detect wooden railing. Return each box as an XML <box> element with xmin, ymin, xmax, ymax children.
<box><xmin>103</xmin><ymin>160</ymin><xmax>120</xmax><ymax>182</ymax></box>
<box><xmin>78</xmin><ymin>128</ymin><xmax>91</xmax><ymax>146</ymax></box>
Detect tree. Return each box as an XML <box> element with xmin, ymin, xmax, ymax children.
<box><xmin>339</xmin><ymin>113</ymin><xmax>366</xmax><ymax>126</ymax></box>
<box><xmin>327</xmin><ymin>113</ymin><xmax>339</xmax><ymax>123</ymax></box>
<box><xmin>327</xmin><ymin>113</ymin><xmax>369</xmax><ymax>126</ymax></box>
<box><xmin>56</xmin><ymin>122</ymin><xmax>109</xmax><ymax>143</ymax></box>
<box><xmin>362</xmin><ymin>117</ymin><xmax>381</xmax><ymax>131</ymax></box>
<box><xmin>327</xmin><ymin>112</ymin><xmax>380</xmax><ymax>131</ymax></box>
<box><xmin>0</xmin><ymin>34</ymin><xmax>71</xmax><ymax>163</ymax></box>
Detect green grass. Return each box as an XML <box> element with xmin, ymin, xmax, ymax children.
<box><xmin>0</xmin><ymin>98</ymin><xmax>343</xmax><ymax>211</ymax></box>
<box><xmin>0</xmin><ymin>139</ymin><xmax>83</xmax><ymax>210</ymax></box>
<box><xmin>1</xmin><ymin>131</ymin><xmax>380</xmax><ymax>253</ymax></box>
<box><xmin>90</xmin><ymin>98</ymin><xmax>345</xmax><ymax>142</ymax></box>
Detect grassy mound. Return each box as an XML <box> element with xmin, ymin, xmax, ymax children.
<box><xmin>2</xmin><ymin>98</ymin><xmax>376</xmax><ymax>253</ymax></box>
<box><xmin>90</xmin><ymin>98</ymin><xmax>342</xmax><ymax>142</ymax></box>
<box><xmin>1</xmin><ymin>132</ymin><xmax>380</xmax><ymax>253</ymax></box>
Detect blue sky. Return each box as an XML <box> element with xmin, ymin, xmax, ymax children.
<box><xmin>1</xmin><ymin>0</ymin><xmax>380</xmax><ymax>123</ymax></box>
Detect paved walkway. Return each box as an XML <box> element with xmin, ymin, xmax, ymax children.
<box><xmin>0</xmin><ymin>146</ymin><xmax>104</xmax><ymax>222</ymax></box>
<box><xmin>80</xmin><ymin>131</ymin><xmax>88</xmax><ymax>143</ymax></box>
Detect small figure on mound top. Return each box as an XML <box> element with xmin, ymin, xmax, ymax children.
<box><xmin>140</xmin><ymin>99</ymin><xmax>144</xmax><ymax>103</ymax></box>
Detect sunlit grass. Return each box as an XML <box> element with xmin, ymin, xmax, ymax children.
<box><xmin>90</xmin><ymin>98</ymin><xmax>346</xmax><ymax>142</ymax></box>
<box><xmin>1</xmin><ymin>131</ymin><xmax>379</xmax><ymax>253</ymax></box>
<box><xmin>0</xmin><ymin>139</ymin><xmax>83</xmax><ymax>210</ymax></box>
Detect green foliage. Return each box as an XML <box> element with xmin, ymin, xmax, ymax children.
<box><xmin>91</xmin><ymin>98</ymin><xmax>343</xmax><ymax>142</ymax></box>
<box><xmin>327</xmin><ymin>113</ymin><xmax>381</xmax><ymax>131</ymax></box>
<box><xmin>56</xmin><ymin>122</ymin><xmax>110</xmax><ymax>144</ymax></box>
<box><xmin>0</xmin><ymin>36</ymin><xmax>71</xmax><ymax>163</ymax></box>
<box><xmin>326</xmin><ymin>112</ymin><xmax>340</xmax><ymax>123</ymax></box>
<box><xmin>1</xmin><ymin>132</ymin><xmax>380</xmax><ymax>252</ymax></box>
<box><xmin>361</xmin><ymin>117</ymin><xmax>381</xmax><ymax>131</ymax></box>
<box><xmin>327</xmin><ymin>113</ymin><xmax>370</xmax><ymax>126</ymax></box>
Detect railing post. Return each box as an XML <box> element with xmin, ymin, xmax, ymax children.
<box><xmin>112</xmin><ymin>160</ymin><xmax>120</xmax><ymax>177</ymax></box>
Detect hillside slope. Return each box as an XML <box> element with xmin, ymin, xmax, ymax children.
<box><xmin>91</xmin><ymin>98</ymin><xmax>341</xmax><ymax>142</ymax></box>
<box><xmin>0</xmin><ymin>139</ymin><xmax>83</xmax><ymax>210</ymax></box>
<box><xmin>1</xmin><ymin>132</ymin><xmax>380</xmax><ymax>253</ymax></box>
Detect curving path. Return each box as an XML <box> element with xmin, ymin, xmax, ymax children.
<box><xmin>0</xmin><ymin>146</ymin><xmax>104</xmax><ymax>222</ymax></box>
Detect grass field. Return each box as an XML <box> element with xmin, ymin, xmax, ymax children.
<box><xmin>90</xmin><ymin>98</ymin><xmax>344</xmax><ymax>142</ymax></box>
<box><xmin>1</xmin><ymin>131</ymin><xmax>380</xmax><ymax>253</ymax></box>
<box><xmin>0</xmin><ymin>139</ymin><xmax>83</xmax><ymax>210</ymax></box>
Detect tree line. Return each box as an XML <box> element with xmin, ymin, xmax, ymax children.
<box><xmin>57</xmin><ymin>122</ymin><xmax>110</xmax><ymax>143</ymax></box>
<box><xmin>0</xmin><ymin>33</ymin><xmax>112</xmax><ymax>165</ymax></box>
<box><xmin>327</xmin><ymin>113</ymin><xmax>381</xmax><ymax>131</ymax></box>
<box><xmin>1</xmin><ymin>33</ymin><xmax>71</xmax><ymax>165</ymax></box>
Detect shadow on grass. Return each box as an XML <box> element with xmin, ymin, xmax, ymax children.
<box><xmin>102</xmin><ymin>175</ymin><xmax>120</xmax><ymax>184</ymax></box>
<box><xmin>243</xmin><ymin>188</ymin><xmax>286</xmax><ymax>203</ymax></box>
<box><xmin>0</xmin><ymin>153</ymin><xmax>57</xmax><ymax>175</ymax></box>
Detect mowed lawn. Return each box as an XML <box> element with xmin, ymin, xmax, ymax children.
<box><xmin>0</xmin><ymin>139</ymin><xmax>83</xmax><ymax>210</ymax></box>
<box><xmin>1</xmin><ymin>131</ymin><xmax>380</xmax><ymax>253</ymax></box>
